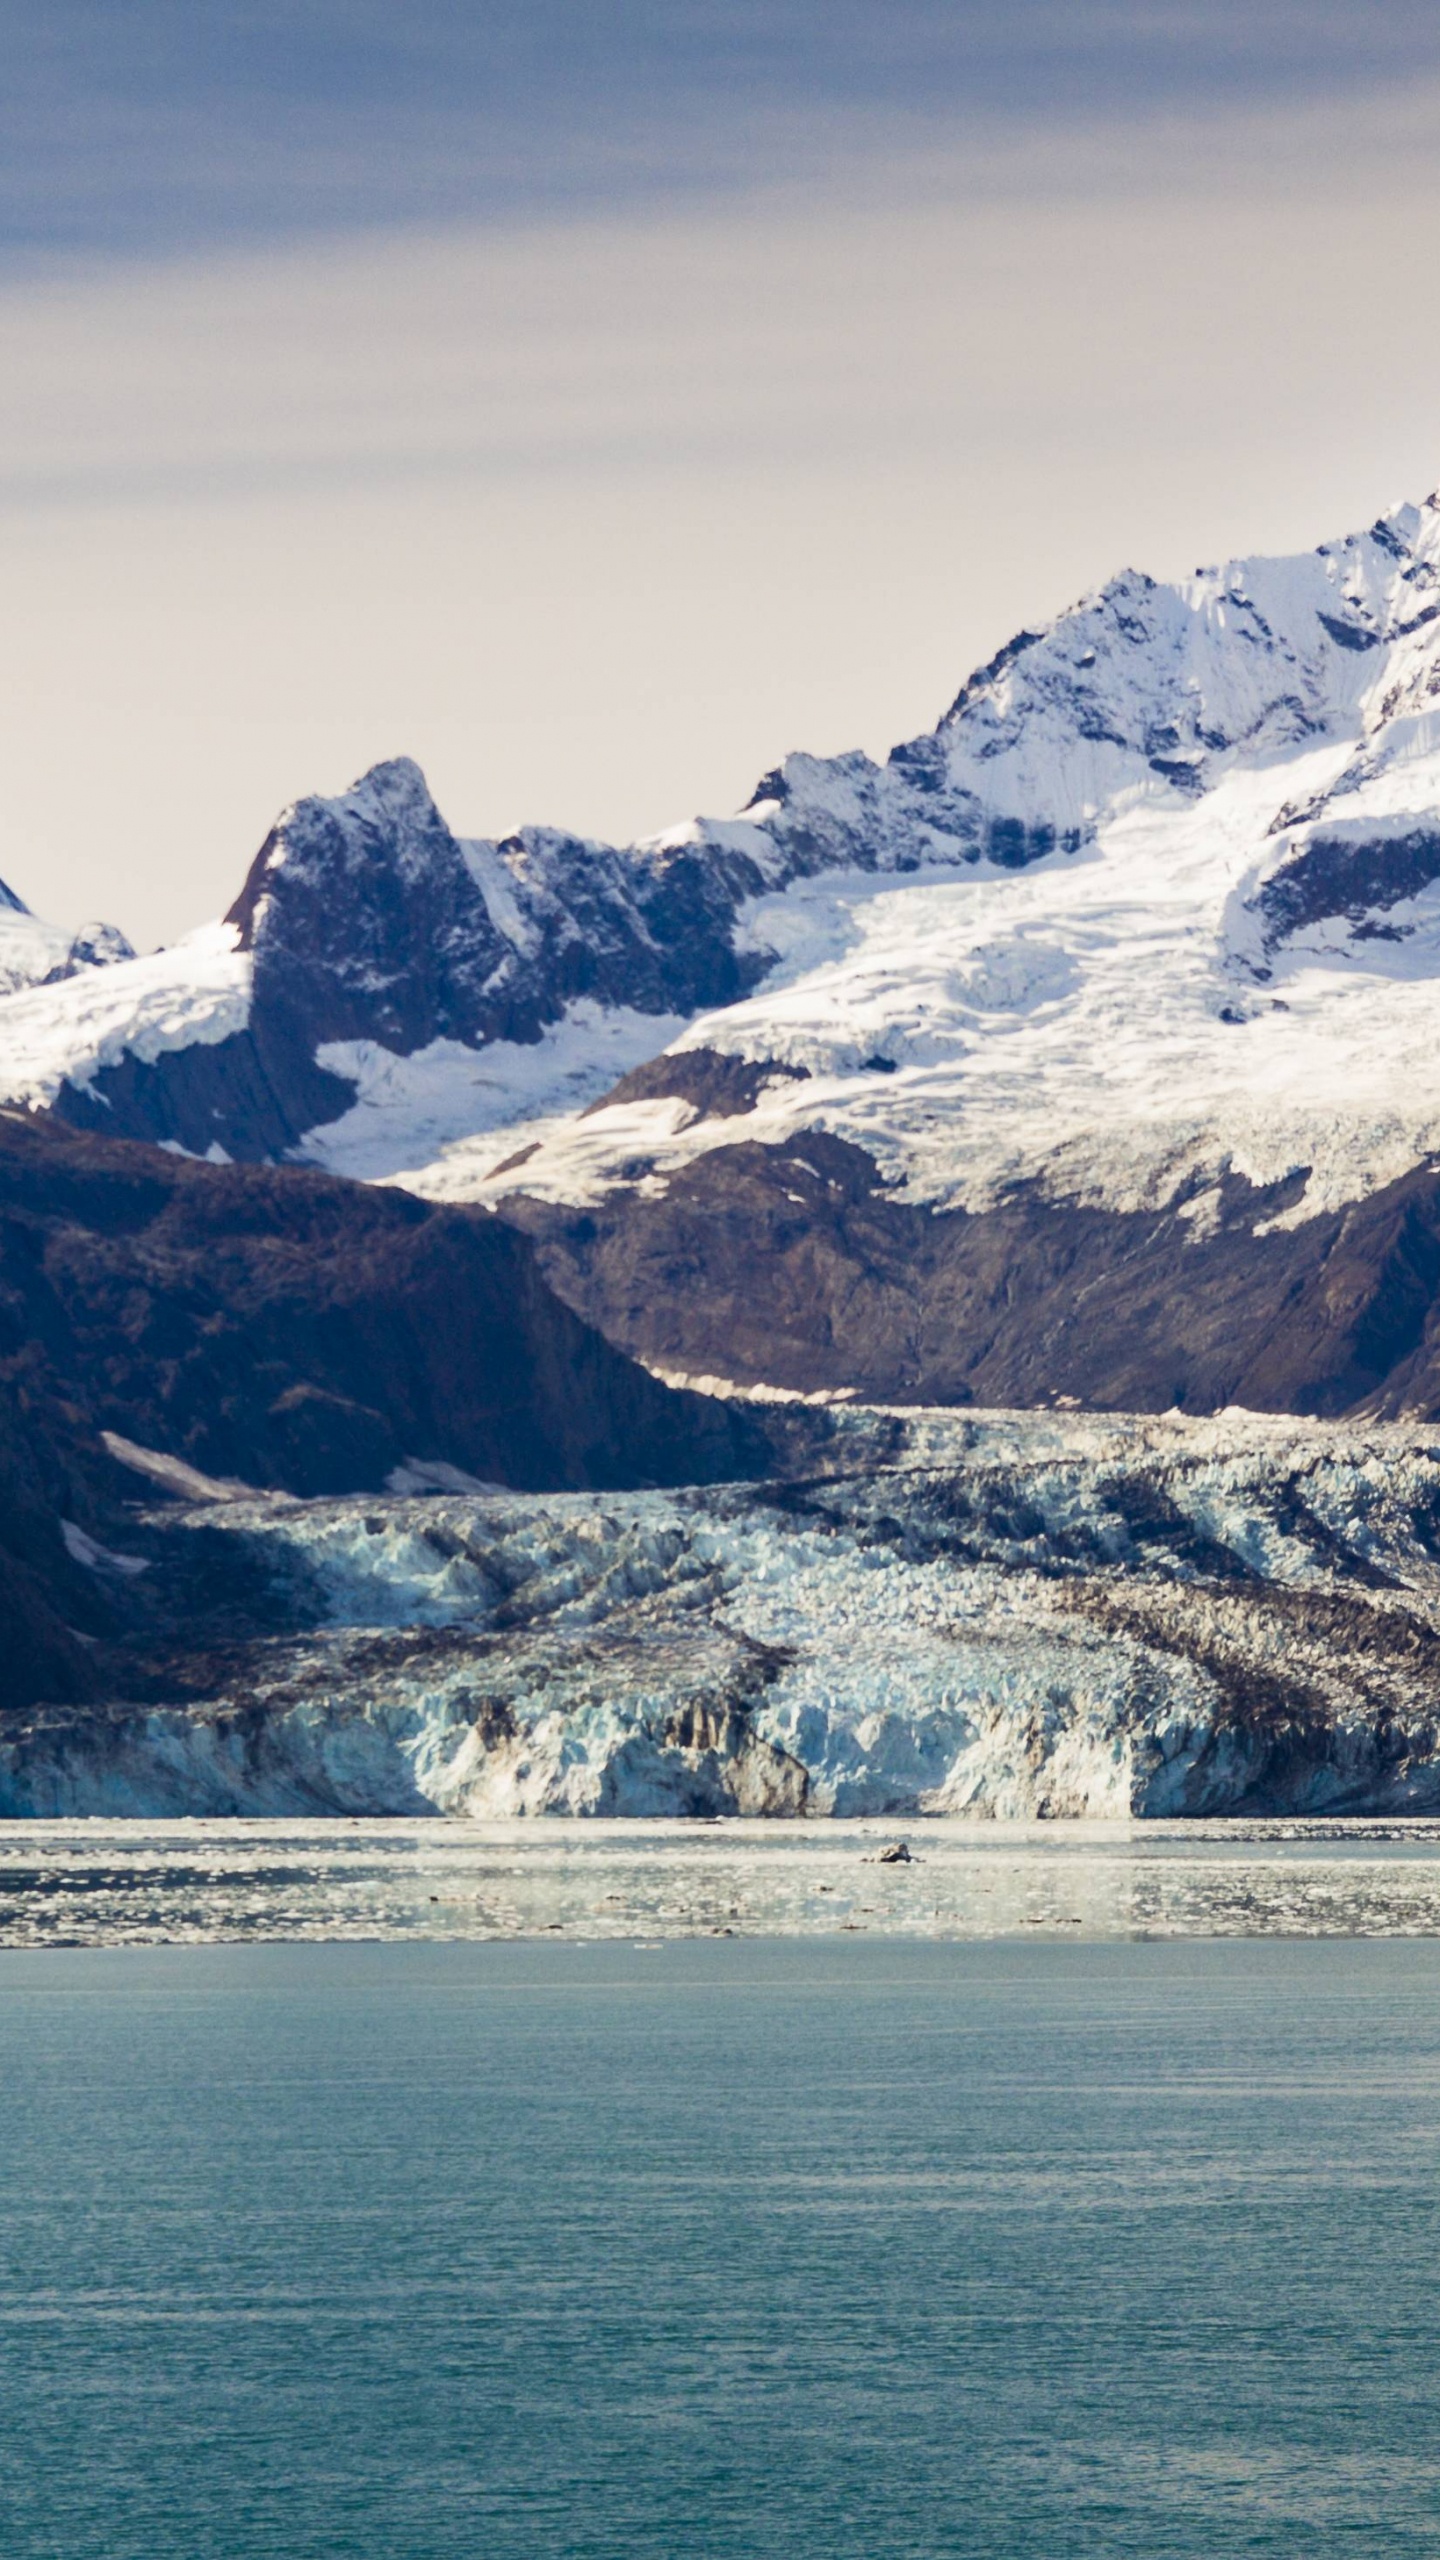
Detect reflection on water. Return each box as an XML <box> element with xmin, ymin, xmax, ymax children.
<box><xmin>7</xmin><ymin>1816</ymin><xmax>1440</xmax><ymax>1942</ymax></box>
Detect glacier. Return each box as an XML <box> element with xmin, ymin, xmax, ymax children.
<box><xmin>12</xmin><ymin>1405</ymin><xmax>1440</xmax><ymax>1821</ymax></box>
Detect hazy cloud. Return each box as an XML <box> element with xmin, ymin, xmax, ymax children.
<box><xmin>6</xmin><ymin>4</ymin><xmax>1440</xmax><ymax>944</ymax></box>
<box><xmin>6</xmin><ymin>0</ymin><xmax>1440</xmax><ymax>261</ymax></box>
<box><xmin>7</xmin><ymin>96</ymin><xmax>1440</xmax><ymax>944</ymax></box>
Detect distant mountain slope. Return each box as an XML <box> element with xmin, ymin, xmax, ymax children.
<box><xmin>500</xmin><ymin>1130</ymin><xmax>1440</xmax><ymax>1419</ymax></box>
<box><xmin>0</xmin><ymin>1109</ymin><xmax>762</xmax><ymax>1704</ymax></box>
<box><xmin>14</xmin><ymin>495</ymin><xmax>1440</xmax><ymax>1408</ymax></box>
<box><xmin>439</xmin><ymin>496</ymin><xmax>1440</xmax><ymax>1231</ymax></box>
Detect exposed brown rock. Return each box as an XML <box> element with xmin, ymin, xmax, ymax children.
<box><xmin>500</xmin><ymin>1129</ymin><xmax>1440</xmax><ymax>1418</ymax></box>
<box><xmin>0</xmin><ymin>1109</ymin><xmax>763</xmax><ymax>1498</ymax></box>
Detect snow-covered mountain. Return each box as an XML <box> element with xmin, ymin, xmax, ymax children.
<box><xmin>398</xmin><ymin>496</ymin><xmax>1440</xmax><ymax>1229</ymax></box>
<box><xmin>0</xmin><ymin>753</ymin><xmax>784</xmax><ymax>1161</ymax></box>
<box><xmin>0</xmin><ymin>871</ymin><xmax>133</xmax><ymax>1000</ymax></box>
<box><xmin>15</xmin><ymin>494</ymin><xmax>1440</xmax><ymax>1411</ymax></box>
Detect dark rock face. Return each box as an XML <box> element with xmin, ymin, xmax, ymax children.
<box><xmin>60</xmin><ymin>760</ymin><xmax>790</xmax><ymax>1160</ymax></box>
<box><xmin>1316</xmin><ymin>610</ymin><xmax>1382</xmax><ymax>652</ymax></box>
<box><xmin>0</xmin><ymin>1379</ymin><xmax>116</xmax><ymax>1710</ymax></box>
<box><xmin>582</xmin><ymin>1048</ymin><xmax>810</xmax><ymax>1122</ymax></box>
<box><xmin>499</xmin><ymin>1133</ymin><xmax>1440</xmax><ymax>1420</ymax></box>
<box><xmin>171</xmin><ymin>758</ymin><xmax>772</xmax><ymax>1155</ymax></box>
<box><xmin>222</xmin><ymin>752</ymin><xmax>778</xmax><ymax>1126</ymax></box>
<box><xmin>226</xmin><ymin>757</ymin><xmax>515</xmax><ymax>1054</ymax></box>
<box><xmin>51</xmin><ymin>1023</ymin><xmax>356</xmax><ymax>1160</ymax></box>
<box><xmin>1255</xmin><ymin>830</ymin><xmax>1440</xmax><ymax>947</ymax></box>
<box><xmin>0</xmin><ymin>1108</ymin><xmax>765</xmax><ymax>1698</ymax></box>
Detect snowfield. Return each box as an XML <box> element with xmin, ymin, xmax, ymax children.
<box><xmin>300</xmin><ymin>1001</ymin><xmax>688</xmax><ymax>1185</ymax></box>
<box><xmin>0</xmin><ymin>877</ymin><xmax>136</xmax><ymax>1008</ymax></box>
<box><xmin>403</xmin><ymin>800</ymin><xmax>1440</xmax><ymax>1225</ymax></box>
<box><xmin>0</xmin><ymin>923</ymin><xmax>248</xmax><ymax>1114</ymax></box>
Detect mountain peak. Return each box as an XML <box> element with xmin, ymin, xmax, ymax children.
<box><xmin>225</xmin><ymin>755</ymin><xmax>452</xmax><ymax>947</ymax></box>
<box><xmin>13</xmin><ymin>489</ymin><xmax>1440</xmax><ymax>1263</ymax></box>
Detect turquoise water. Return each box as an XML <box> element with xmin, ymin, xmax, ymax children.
<box><xmin>3</xmin><ymin>1938</ymin><xmax>1440</xmax><ymax>2556</ymax></box>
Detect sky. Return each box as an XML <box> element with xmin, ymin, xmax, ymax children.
<box><xmin>5</xmin><ymin>2</ymin><xmax>1440</xmax><ymax>944</ymax></box>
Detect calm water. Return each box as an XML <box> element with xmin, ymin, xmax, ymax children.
<box><xmin>11</xmin><ymin>1816</ymin><xmax>1440</xmax><ymax>1941</ymax></box>
<box><xmin>3</xmin><ymin>1938</ymin><xmax>1440</xmax><ymax>2557</ymax></box>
